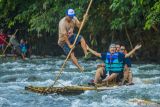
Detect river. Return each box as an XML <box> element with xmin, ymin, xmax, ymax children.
<box><xmin>0</xmin><ymin>57</ymin><xmax>160</xmax><ymax>107</ymax></box>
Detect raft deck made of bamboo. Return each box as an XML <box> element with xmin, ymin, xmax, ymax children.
<box><xmin>25</xmin><ymin>85</ymin><xmax>118</xmax><ymax>95</ymax></box>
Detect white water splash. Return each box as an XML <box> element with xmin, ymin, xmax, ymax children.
<box><xmin>0</xmin><ymin>97</ymin><xmax>11</xmax><ymax>107</ymax></box>
<box><xmin>71</xmin><ymin>99</ymin><xmax>81</xmax><ymax>107</ymax></box>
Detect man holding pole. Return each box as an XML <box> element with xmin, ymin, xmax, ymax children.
<box><xmin>58</xmin><ymin>8</ymin><xmax>90</xmax><ymax>71</ymax></box>
<box><xmin>9</xmin><ymin>32</ymin><xmax>25</xmax><ymax>60</ymax></box>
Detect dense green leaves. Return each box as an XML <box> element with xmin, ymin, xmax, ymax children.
<box><xmin>0</xmin><ymin>0</ymin><xmax>160</xmax><ymax>35</ymax></box>
<box><xmin>0</xmin><ymin>0</ymin><xmax>160</xmax><ymax>60</ymax></box>
<box><xmin>145</xmin><ymin>1</ymin><xmax>160</xmax><ymax>30</ymax></box>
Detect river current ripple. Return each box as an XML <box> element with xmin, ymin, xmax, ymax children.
<box><xmin>0</xmin><ymin>57</ymin><xmax>160</xmax><ymax>107</ymax></box>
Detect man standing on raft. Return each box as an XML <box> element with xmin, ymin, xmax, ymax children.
<box><xmin>58</xmin><ymin>9</ymin><xmax>90</xmax><ymax>71</ymax></box>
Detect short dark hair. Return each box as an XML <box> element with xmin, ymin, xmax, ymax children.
<box><xmin>114</xmin><ymin>41</ymin><xmax>121</xmax><ymax>45</ymax></box>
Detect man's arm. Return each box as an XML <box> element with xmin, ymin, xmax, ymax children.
<box><xmin>64</xmin><ymin>35</ymin><xmax>73</xmax><ymax>49</ymax></box>
<box><xmin>125</xmin><ymin>44</ymin><xmax>142</xmax><ymax>58</ymax></box>
<box><xmin>87</xmin><ymin>46</ymin><xmax>101</xmax><ymax>58</ymax></box>
<box><xmin>74</xmin><ymin>17</ymin><xmax>81</xmax><ymax>28</ymax></box>
<box><xmin>74</xmin><ymin>14</ymin><xmax>88</xmax><ymax>28</ymax></box>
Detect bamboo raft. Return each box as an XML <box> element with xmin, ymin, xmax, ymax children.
<box><xmin>25</xmin><ymin>85</ymin><xmax>118</xmax><ymax>95</ymax></box>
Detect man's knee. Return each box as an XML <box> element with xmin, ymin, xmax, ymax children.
<box><xmin>97</xmin><ymin>64</ymin><xmax>105</xmax><ymax>69</ymax></box>
<box><xmin>80</xmin><ymin>36</ymin><xmax>85</xmax><ymax>42</ymax></box>
<box><xmin>97</xmin><ymin>67</ymin><xmax>104</xmax><ymax>74</ymax></box>
<box><xmin>112</xmin><ymin>73</ymin><xmax>118</xmax><ymax>77</ymax></box>
<box><xmin>70</xmin><ymin>52</ymin><xmax>75</xmax><ymax>58</ymax></box>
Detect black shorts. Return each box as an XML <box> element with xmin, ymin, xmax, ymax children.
<box><xmin>112</xmin><ymin>72</ymin><xmax>124</xmax><ymax>82</ymax></box>
<box><xmin>108</xmin><ymin>71</ymin><xmax>124</xmax><ymax>83</ymax></box>
<box><xmin>13</xmin><ymin>46</ymin><xmax>22</xmax><ymax>55</ymax></box>
<box><xmin>101</xmin><ymin>69</ymin><xmax>107</xmax><ymax>80</ymax></box>
<box><xmin>62</xmin><ymin>34</ymin><xmax>82</xmax><ymax>55</ymax></box>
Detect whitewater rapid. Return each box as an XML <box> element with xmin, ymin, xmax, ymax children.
<box><xmin>0</xmin><ymin>57</ymin><xmax>160</xmax><ymax>107</ymax></box>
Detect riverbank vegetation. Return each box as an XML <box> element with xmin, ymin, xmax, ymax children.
<box><xmin>0</xmin><ymin>0</ymin><xmax>160</xmax><ymax>62</ymax></box>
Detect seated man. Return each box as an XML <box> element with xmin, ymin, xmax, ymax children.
<box><xmin>120</xmin><ymin>45</ymin><xmax>134</xmax><ymax>85</ymax></box>
<box><xmin>87</xmin><ymin>44</ymin><xmax>142</xmax><ymax>85</ymax></box>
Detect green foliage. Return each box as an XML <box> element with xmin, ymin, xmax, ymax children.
<box><xmin>109</xmin><ymin>0</ymin><xmax>146</xmax><ymax>30</ymax></box>
<box><xmin>0</xmin><ymin>0</ymin><xmax>90</xmax><ymax>36</ymax></box>
<box><xmin>145</xmin><ymin>1</ymin><xmax>160</xmax><ymax>30</ymax></box>
<box><xmin>109</xmin><ymin>0</ymin><xmax>160</xmax><ymax>30</ymax></box>
<box><xmin>111</xmin><ymin>18</ymin><xmax>125</xmax><ymax>30</ymax></box>
<box><xmin>0</xmin><ymin>0</ymin><xmax>160</xmax><ymax>36</ymax></box>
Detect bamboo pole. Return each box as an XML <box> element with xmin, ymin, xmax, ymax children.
<box><xmin>0</xmin><ymin>36</ymin><xmax>9</xmax><ymax>44</ymax></box>
<box><xmin>50</xmin><ymin>0</ymin><xmax>93</xmax><ymax>88</ymax></box>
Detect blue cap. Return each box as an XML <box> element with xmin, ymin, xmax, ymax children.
<box><xmin>66</xmin><ymin>8</ymin><xmax>75</xmax><ymax>18</ymax></box>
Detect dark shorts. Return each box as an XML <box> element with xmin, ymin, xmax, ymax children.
<box><xmin>62</xmin><ymin>34</ymin><xmax>83</xmax><ymax>55</ymax></box>
<box><xmin>13</xmin><ymin>46</ymin><xmax>22</xmax><ymax>55</ymax></box>
<box><xmin>101</xmin><ymin>69</ymin><xmax>107</xmax><ymax>80</ymax></box>
<box><xmin>102</xmin><ymin>70</ymin><xmax>124</xmax><ymax>82</ymax></box>
<box><xmin>117</xmin><ymin>72</ymin><xmax>124</xmax><ymax>82</ymax></box>
<box><xmin>0</xmin><ymin>44</ymin><xmax>4</xmax><ymax>49</ymax></box>
<box><xmin>125</xmin><ymin>58</ymin><xmax>132</xmax><ymax>67</ymax></box>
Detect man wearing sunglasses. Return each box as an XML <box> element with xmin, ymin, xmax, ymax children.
<box><xmin>120</xmin><ymin>45</ymin><xmax>134</xmax><ymax>85</ymax></box>
<box><xmin>87</xmin><ymin>43</ymin><xmax>141</xmax><ymax>85</ymax></box>
<box><xmin>115</xmin><ymin>43</ymin><xmax>121</xmax><ymax>52</ymax></box>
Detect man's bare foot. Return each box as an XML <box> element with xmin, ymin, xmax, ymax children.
<box><xmin>102</xmin><ymin>78</ymin><xmax>108</xmax><ymax>82</ymax></box>
<box><xmin>83</xmin><ymin>52</ymin><xmax>91</xmax><ymax>60</ymax></box>
<box><xmin>126</xmin><ymin>82</ymin><xmax>134</xmax><ymax>86</ymax></box>
<box><xmin>79</xmin><ymin>66</ymin><xmax>84</xmax><ymax>72</ymax></box>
